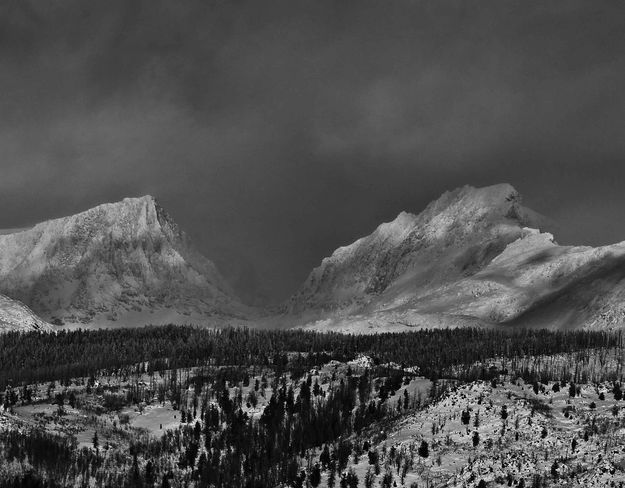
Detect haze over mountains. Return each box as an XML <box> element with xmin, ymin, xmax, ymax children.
<box><xmin>2</xmin><ymin>183</ymin><xmax>625</xmax><ymax>332</ymax></box>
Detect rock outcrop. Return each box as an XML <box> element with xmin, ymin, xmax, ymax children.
<box><xmin>0</xmin><ymin>294</ymin><xmax>51</xmax><ymax>332</ymax></box>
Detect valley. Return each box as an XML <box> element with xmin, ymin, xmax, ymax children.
<box><xmin>1</xmin><ymin>0</ymin><xmax>620</xmax><ymax>485</ymax></box>
<box><xmin>1</xmin><ymin>185</ymin><xmax>625</xmax><ymax>487</ymax></box>
<box><xmin>4</xmin><ymin>184</ymin><xmax>625</xmax><ymax>334</ymax></box>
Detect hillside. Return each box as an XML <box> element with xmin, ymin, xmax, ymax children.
<box><xmin>332</xmin><ymin>375</ymin><xmax>625</xmax><ymax>488</ymax></box>
<box><xmin>287</xmin><ymin>184</ymin><xmax>625</xmax><ymax>332</ymax></box>
<box><xmin>0</xmin><ymin>294</ymin><xmax>51</xmax><ymax>332</ymax></box>
<box><xmin>0</xmin><ymin>326</ymin><xmax>621</xmax><ymax>487</ymax></box>
<box><xmin>0</xmin><ymin>196</ymin><xmax>251</xmax><ymax>326</ymax></box>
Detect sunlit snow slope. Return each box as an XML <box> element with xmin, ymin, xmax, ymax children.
<box><xmin>287</xmin><ymin>184</ymin><xmax>625</xmax><ymax>332</ymax></box>
<box><xmin>0</xmin><ymin>196</ymin><xmax>251</xmax><ymax>326</ymax></box>
<box><xmin>0</xmin><ymin>294</ymin><xmax>51</xmax><ymax>332</ymax></box>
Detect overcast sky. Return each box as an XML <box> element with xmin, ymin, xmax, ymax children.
<box><xmin>1</xmin><ymin>0</ymin><xmax>624</xmax><ymax>304</ymax></box>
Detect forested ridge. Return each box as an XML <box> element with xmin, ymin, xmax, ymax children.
<box><xmin>0</xmin><ymin>326</ymin><xmax>619</xmax><ymax>389</ymax></box>
<box><xmin>0</xmin><ymin>326</ymin><xmax>624</xmax><ymax>487</ymax></box>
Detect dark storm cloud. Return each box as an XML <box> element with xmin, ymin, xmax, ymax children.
<box><xmin>1</xmin><ymin>0</ymin><xmax>625</xmax><ymax>303</ymax></box>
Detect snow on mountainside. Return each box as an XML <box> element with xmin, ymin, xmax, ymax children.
<box><xmin>286</xmin><ymin>184</ymin><xmax>545</xmax><ymax>315</ymax></box>
<box><xmin>288</xmin><ymin>183</ymin><xmax>625</xmax><ymax>332</ymax></box>
<box><xmin>0</xmin><ymin>196</ymin><xmax>250</xmax><ymax>326</ymax></box>
<box><xmin>0</xmin><ymin>294</ymin><xmax>51</xmax><ymax>332</ymax></box>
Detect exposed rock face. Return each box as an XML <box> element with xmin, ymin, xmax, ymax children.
<box><xmin>4</xmin><ymin>184</ymin><xmax>625</xmax><ymax>332</ymax></box>
<box><xmin>0</xmin><ymin>294</ymin><xmax>51</xmax><ymax>332</ymax></box>
<box><xmin>0</xmin><ymin>196</ymin><xmax>249</xmax><ymax>325</ymax></box>
<box><xmin>287</xmin><ymin>184</ymin><xmax>545</xmax><ymax>314</ymax></box>
<box><xmin>287</xmin><ymin>184</ymin><xmax>625</xmax><ymax>332</ymax></box>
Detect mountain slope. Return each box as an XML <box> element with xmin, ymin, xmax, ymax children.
<box><xmin>286</xmin><ymin>184</ymin><xmax>545</xmax><ymax>315</ymax></box>
<box><xmin>287</xmin><ymin>184</ymin><xmax>625</xmax><ymax>332</ymax></box>
<box><xmin>402</xmin><ymin>229</ymin><xmax>625</xmax><ymax>328</ymax></box>
<box><xmin>0</xmin><ymin>196</ymin><xmax>250</xmax><ymax>325</ymax></box>
<box><xmin>0</xmin><ymin>294</ymin><xmax>51</xmax><ymax>332</ymax></box>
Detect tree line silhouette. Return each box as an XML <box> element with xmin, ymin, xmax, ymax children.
<box><xmin>0</xmin><ymin>326</ymin><xmax>619</xmax><ymax>389</ymax></box>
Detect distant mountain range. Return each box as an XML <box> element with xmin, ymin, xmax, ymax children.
<box><xmin>3</xmin><ymin>184</ymin><xmax>625</xmax><ymax>333</ymax></box>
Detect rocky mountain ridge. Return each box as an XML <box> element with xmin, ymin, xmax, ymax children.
<box><xmin>286</xmin><ymin>184</ymin><xmax>545</xmax><ymax>314</ymax></box>
<box><xmin>0</xmin><ymin>196</ymin><xmax>250</xmax><ymax>327</ymax></box>
<box><xmin>3</xmin><ymin>184</ymin><xmax>625</xmax><ymax>333</ymax></box>
<box><xmin>287</xmin><ymin>183</ymin><xmax>625</xmax><ymax>332</ymax></box>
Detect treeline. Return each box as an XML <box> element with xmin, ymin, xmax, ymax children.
<box><xmin>0</xmin><ymin>326</ymin><xmax>619</xmax><ymax>388</ymax></box>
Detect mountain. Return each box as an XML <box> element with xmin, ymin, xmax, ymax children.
<box><xmin>286</xmin><ymin>183</ymin><xmax>625</xmax><ymax>332</ymax></box>
<box><xmin>0</xmin><ymin>294</ymin><xmax>51</xmax><ymax>332</ymax></box>
<box><xmin>0</xmin><ymin>196</ymin><xmax>250</xmax><ymax>326</ymax></box>
<box><xmin>286</xmin><ymin>183</ymin><xmax>546</xmax><ymax>315</ymax></box>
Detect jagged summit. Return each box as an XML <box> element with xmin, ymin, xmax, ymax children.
<box><xmin>5</xmin><ymin>184</ymin><xmax>625</xmax><ymax>333</ymax></box>
<box><xmin>415</xmin><ymin>183</ymin><xmax>545</xmax><ymax>230</ymax></box>
<box><xmin>286</xmin><ymin>183</ymin><xmax>548</xmax><ymax>316</ymax></box>
<box><xmin>287</xmin><ymin>183</ymin><xmax>625</xmax><ymax>333</ymax></box>
<box><xmin>0</xmin><ymin>195</ymin><xmax>249</xmax><ymax>326</ymax></box>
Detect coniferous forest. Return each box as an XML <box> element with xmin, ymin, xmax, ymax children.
<box><xmin>0</xmin><ymin>326</ymin><xmax>617</xmax><ymax>389</ymax></box>
<box><xmin>1</xmin><ymin>326</ymin><xmax>625</xmax><ymax>487</ymax></box>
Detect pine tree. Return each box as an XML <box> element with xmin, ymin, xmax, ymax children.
<box><xmin>130</xmin><ymin>453</ymin><xmax>143</xmax><ymax>487</ymax></box>
<box><xmin>145</xmin><ymin>461</ymin><xmax>155</xmax><ymax>486</ymax></box>
<box><xmin>364</xmin><ymin>468</ymin><xmax>375</xmax><ymax>488</ymax></box>
<box><xmin>344</xmin><ymin>468</ymin><xmax>358</xmax><ymax>488</ymax></box>
<box><xmin>380</xmin><ymin>471</ymin><xmax>393</xmax><ymax>488</ymax></box>
<box><xmin>327</xmin><ymin>464</ymin><xmax>337</xmax><ymax>488</ymax></box>
<box><xmin>418</xmin><ymin>440</ymin><xmax>429</xmax><ymax>458</ymax></box>
<box><xmin>500</xmin><ymin>405</ymin><xmax>508</xmax><ymax>420</ymax></box>
<box><xmin>320</xmin><ymin>444</ymin><xmax>331</xmax><ymax>469</ymax></box>
<box><xmin>472</xmin><ymin>431</ymin><xmax>480</xmax><ymax>447</ymax></box>
<box><xmin>309</xmin><ymin>464</ymin><xmax>321</xmax><ymax>488</ymax></box>
<box><xmin>551</xmin><ymin>460</ymin><xmax>558</xmax><ymax>479</ymax></box>
<box><xmin>461</xmin><ymin>409</ymin><xmax>470</xmax><ymax>425</ymax></box>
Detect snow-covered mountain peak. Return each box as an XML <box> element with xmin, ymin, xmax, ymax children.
<box><xmin>0</xmin><ymin>196</ymin><xmax>250</xmax><ymax>326</ymax></box>
<box><xmin>419</xmin><ymin>183</ymin><xmax>539</xmax><ymax>229</ymax></box>
<box><xmin>285</xmin><ymin>183</ymin><xmax>550</xmax><ymax>316</ymax></box>
<box><xmin>287</xmin><ymin>182</ymin><xmax>625</xmax><ymax>332</ymax></box>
